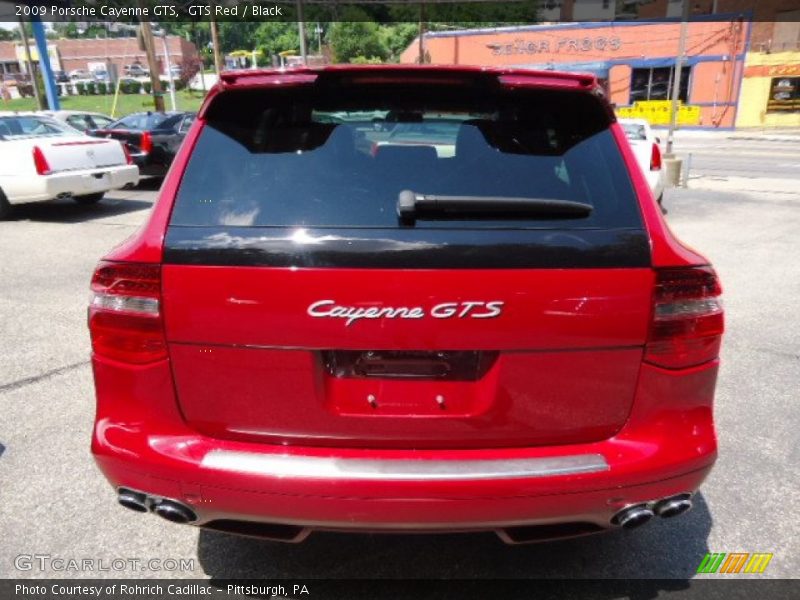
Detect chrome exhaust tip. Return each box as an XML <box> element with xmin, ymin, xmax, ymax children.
<box><xmin>117</xmin><ymin>488</ymin><xmax>148</xmax><ymax>513</ymax></box>
<box><xmin>612</xmin><ymin>505</ymin><xmax>655</xmax><ymax>529</ymax></box>
<box><xmin>654</xmin><ymin>494</ymin><xmax>693</xmax><ymax>518</ymax></box>
<box><xmin>152</xmin><ymin>500</ymin><xmax>197</xmax><ymax>524</ymax></box>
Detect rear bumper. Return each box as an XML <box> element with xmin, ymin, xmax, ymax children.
<box><xmin>92</xmin><ymin>358</ymin><xmax>719</xmax><ymax>536</ymax></box>
<box><xmin>7</xmin><ymin>165</ymin><xmax>139</xmax><ymax>203</ymax></box>
<box><xmin>130</xmin><ymin>153</ymin><xmax>168</xmax><ymax>178</ymax></box>
<box><xmin>646</xmin><ymin>168</ymin><xmax>666</xmax><ymax>200</ymax></box>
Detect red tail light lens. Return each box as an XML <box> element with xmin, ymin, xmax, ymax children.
<box><xmin>121</xmin><ymin>143</ymin><xmax>134</xmax><ymax>165</ymax></box>
<box><xmin>140</xmin><ymin>132</ymin><xmax>153</xmax><ymax>154</ymax></box>
<box><xmin>89</xmin><ymin>262</ymin><xmax>166</xmax><ymax>364</ymax></box>
<box><xmin>33</xmin><ymin>146</ymin><xmax>51</xmax><ymax>175</ymax></box>
<box><xmin>650</xmin><ymin>142</ymin><xmax>662</xmax><ymax>171</ymax></box>
<box><xmin>645</xmin><ymin>267</ymin><xmax>724</xmax><ymax>369</ymax></box>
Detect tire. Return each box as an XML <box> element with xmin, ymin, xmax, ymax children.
<box><xmin>657</xmin><ymin>194</ymin><xmax>667</xmax><ymax>215</ymax></box>
<box><xmin>73</xmin><ymin>192</ymin><xmax>105</xmax><ymax>205</ymax></box>
<box><xmin>0</xmin><ymin>188</ymin><xmax>12</xmax><ymax>220</ymax></box>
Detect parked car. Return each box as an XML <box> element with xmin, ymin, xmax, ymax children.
<box><xmin>41</xmin><ymin>110</ymin><xmax>116</xmax><ymax>133</ymax></box>
<box><xmin>53</xmin><ymin>70</ymin><xmax>71</xmax><ymax>83</ymax></box>
<box><xmin>165</xmin><ymin>65</ymin><xmax>182</xmax><ymax>78</ymax></box>
<box><xmin>89</xmin><ymin>111</ymin><xmax>195</xmax><ymax>178</ymax></box>
<box><xmin>0</xmin><ymin>112</ymin><xmax>139</xmax><ymax>219</ymax></box>
<box><xmin>69</xmin><ymin>69</ymin><xmax>91</xmax><ymax>81</ymax></box>
<box><xmin>89</xmin><ymin>66</ymin><xmax>723</xmax><ymax>543</ymax></box>
<box><xmin>92</xmin><ymin>69</ymin><xmax>112</xmax><ymax>83</ymax></box>
<box><xmin>124</xmin><ymin>64</ymin><xmax>149</xmax><ymax>77</ymax></box>
<box><xmin>619</xmin><ymin>118</ymin><xmax>666</xmax><ymax>212</ymax></box>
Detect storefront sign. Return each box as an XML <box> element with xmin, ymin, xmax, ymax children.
<box><xmin>617</xmin><ymin>101</ymin><xmax>701</xmax><ymax>126</ymax></box>
<box><xmin>488</xmin><ymin>36</ymin><xmax>622</xmax><ymax>56</ymax></box>
<box><xmin>744</xmin><ymin>64</ymin><xmax>800</xmax><ymax>78</ymax></box>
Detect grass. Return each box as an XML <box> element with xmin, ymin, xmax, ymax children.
<box><xmin>0</xmin><ymin>90</ymin><xmax>208</xmax><ymax>117</ymax></box>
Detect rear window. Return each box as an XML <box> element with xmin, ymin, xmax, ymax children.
<box><xmin>621</xmin><ymin>122</ymin><xmax>648</xmax><ymax>141</ymax></box>
<box><xmin>170</xmin><ymin>83</ymin><xmax>641</xmax><ymax>230</ymax></box>
<box><xmin>113</xmin><ymin>113</ymin><xmax>172</xmax><ymax>131</ymax></box>
<box><xmin>0</xmin><ymin>116</ymin><xmax>73</xmax><ymax>139</ymax></box>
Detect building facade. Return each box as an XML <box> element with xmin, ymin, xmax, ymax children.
<box><xmin>402</xmin><ymin>18</ymin><xmax>750</xmax><ymax>128</ymax></box>
<box><xmin>0</xmin><ymin>35</ymin><xmax>199</xmax><ymax>78</ymax></box>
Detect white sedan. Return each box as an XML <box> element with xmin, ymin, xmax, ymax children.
<box><xmin>619</xmin><ymin>118</ymin><xmax>667</xmax><ymax>212</ymax></box>
<box><xmin>0</xmin><ymin>113</ymin><xmax>139</xmax><ymax>219</ymax></box>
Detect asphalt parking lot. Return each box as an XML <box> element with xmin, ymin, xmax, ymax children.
<box><xmin>0</xmin><ymin>131</ymin><xmax>798</xmax><ymax>581</ymax></box>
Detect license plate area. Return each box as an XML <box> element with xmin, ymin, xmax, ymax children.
<box><xmin>322</xmin><ymin>350</ymin><xmax>497</xmax><ymax>381</ymax></box>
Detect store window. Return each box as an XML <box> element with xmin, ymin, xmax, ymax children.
<box><xmin>630</xmin><ymin>66</ymin><xmax>690</xmax><ymax>103</ymax></box>
<box><xmin>767</xmin><ymin>77</ymin><xmax>800</xmax><ymax>112</ymax></box>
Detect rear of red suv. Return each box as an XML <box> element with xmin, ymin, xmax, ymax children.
<box><xmin>89</xmin><ymin>66</ymin><xmax>723</xmax><ymax>543</ymax></box>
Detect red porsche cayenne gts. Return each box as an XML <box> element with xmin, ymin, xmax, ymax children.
<box><xmin>89</xmin><ymin>65</ymin><xmax>723</xmax><ymax>544</ymax></box>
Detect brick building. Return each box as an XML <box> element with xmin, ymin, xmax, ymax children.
<box><xmin>0</xmin><ymin>35</ymin><xmax>199</xmax><ymax>78</ymax></box>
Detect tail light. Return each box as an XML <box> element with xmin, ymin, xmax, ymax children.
<box><xmin>140</xmin><ymin>132</ymin><xmax>153</xmax><ymax>154</ymax></box>
<box><xmin>644</xmin><ymin>267</ymin><xmax>724</xmax><ymax>369</ymax></box>
<box><xmin>650</xmin><ymin>142</ymin><xmax>662</xmax><ymax>171</ymax></box>
<box><xmin>89</xmin><ymin>262</ymin><xmax>166</xmax><ymax>364</ymax></box>
<box><xmin>32</xmin><ymin>146</ymin><xmax>51</xmax><ymax>175</ymax></box>
<box><xmin>121</xmin><ymin>143</ymin><xmax>134</xmax><ymax>165</ymax></box>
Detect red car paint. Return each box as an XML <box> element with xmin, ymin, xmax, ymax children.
<box><xmin>90</xmin><ymin>65</ymin><xmax>723</xmax><ymax>543</ymax></box>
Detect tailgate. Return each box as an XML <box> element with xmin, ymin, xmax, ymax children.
<box><xmin>162</xmin><ymin>257</ymin><xmax>653</xmax><ymax>449</ymax></box>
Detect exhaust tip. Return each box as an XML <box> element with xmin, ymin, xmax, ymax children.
<box><xmin>118</xmin><ymin>489</ymin><xmax>148</xmax><ymax>513</ymax></box>
<box><xmin>612</xmin><ymin>505</ymin><xmax>654</xmax><ymax>529</ymax></box>
<box><xmin>655</xmin><ymin>494</ymin><xmax>693</xmax><ymax>519</ymax></box>
<box><xmin>152</xmin><ymin>500</ymin><xmax>197</xmax><ymax>524</ymax></box>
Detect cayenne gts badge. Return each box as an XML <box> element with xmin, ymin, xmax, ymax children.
<box><xmin>307</xmin><ymin>300</ymin><xmax>505</xmax><ymax>326</ymax></box>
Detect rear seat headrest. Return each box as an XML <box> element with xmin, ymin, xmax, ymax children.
<box><xmin>322</xmin><ymin>124</ymin><xmax>357</xmax><ymax>156</ymax></box>
<box><xmin>455</xmin><ymin>119</ymin><xmax>496</xmax><ymax>162</ymax></box>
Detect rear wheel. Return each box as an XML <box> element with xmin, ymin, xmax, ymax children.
<box><xmin>74</xmin><ymin>192</ymin><xmax>105</xmax><ymax>205</ymax></box>
<box><xmin>0</xmin><ymin>188</ymin><xmax>12</xmax><ymax>220</ymax></box>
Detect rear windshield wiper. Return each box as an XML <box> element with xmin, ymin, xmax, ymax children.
<box><xmin>397</xmin><ymin>190</ymin><xmax>593</xmax><ymax>223</ymax></box>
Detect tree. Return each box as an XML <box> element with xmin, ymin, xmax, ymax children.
<box><xmin>217</xmin><ymin>22</ymin><xmax>261</xmax><ymax>53</ymax></box>
<box><xmin>0</xmin><ymin>28</ymin><xmax>15</xmax><ymax>41</ymax></box>
<box><xmin>254</xmin><ymin>23</ymin><xmax>300</xmax><ymax>59</ymax></box>
<box><xmin>380</xmin><ymin>23</ymin><xmax>419</xmax><ymax>62</ymax></box>
<box><xmin>329</xmin><ymin>9</ymin><xmax>389</xmax><ymax>64</ymax></box>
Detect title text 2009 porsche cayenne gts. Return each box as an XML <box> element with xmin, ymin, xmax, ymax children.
<box><xmin>89</xmin><ymin>66</ymin><xmax>723</xmax><ymax>544</ymax></box>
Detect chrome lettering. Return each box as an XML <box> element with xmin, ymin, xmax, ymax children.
<box><xmin>310</xmin><ymin>300</ymin><xmax>504</xmax><ymax>325</ymax></box>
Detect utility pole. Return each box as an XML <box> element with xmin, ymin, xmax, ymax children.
<box><xmin>160</xmin><ymin>33</ymin><xmax>177</xmax><ymax>111</ymax></box>
<box><xmin>210</xmin><ymin>10</ymin><xmax>223</xmax><ymax>75</ymax></box>
<box><xmin>663</xmin><ymin>0</ymin><xmax>691</xmax><ymax>187</ymax></box>
<box><xmin>297</xmin><ymin>0</ymin><xmax>307</xmax><ymax>66</ymax></box>
<box><xmin>315</xmin><ymin>23</ymin><xmax>323</xmax><ymax>56</ymax></box>
<box><xmin>418</xmin><ymin>2</ymin><xmax>426</xmax><ymax>64</ymax></box>
<box><xmin>138</xmin><ymin>18</ymin><xmax>165</xmax><ymax>113</ymax></box>
<box><xmin>30</xmin><ymin>15</ymin><xmax>59</xmax><ymax>110</ymax></box>
<box><xmin>665</xmin><ymin>0</ymin><xmax>691</xmax><ymax>157</ymax></box>
<box><xmin>17</xmin><ymin>16</ymin><xmax>42</xmax><ymax>109</ymax></box>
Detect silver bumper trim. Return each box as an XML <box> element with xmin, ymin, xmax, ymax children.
<box><xmin>201</xmin><ymin>450</ymin><xmax>609</xmax><ymax>481</ymax></box>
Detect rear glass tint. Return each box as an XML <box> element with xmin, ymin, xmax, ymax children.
<box><xmin>171</xmin><ymin>83</ymin><xmax>642</xmax><ymax>229</ymax></box>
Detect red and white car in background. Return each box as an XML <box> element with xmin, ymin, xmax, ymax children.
<box><xmin>619</xmin><ymin>118</ymin><xmax>666</xmax><ymax>212</ymax></box>
<box><xmin>0</xmin><ymin>112</ymin><xmax>139</xmax><ymax>219</ymax></box>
